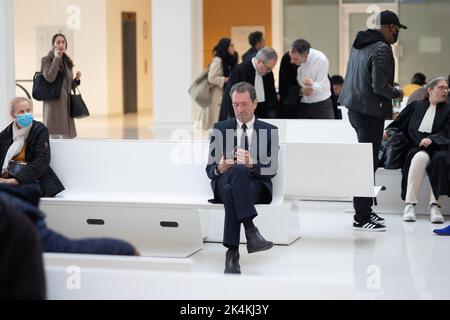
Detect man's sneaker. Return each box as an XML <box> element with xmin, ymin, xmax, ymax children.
<box><xmin>370</xmin><ymin>212</ymin><xmax>385</xmax><ymax>226</ymax></box>
<box><xmin>430</xmin><ymin>203</ymin><xmax>444</xmax><ymax>224</ymax></box>
<box><xmin>403</xmin><ymin>203</ymin><xmax>416</xmax><ymax>222</ymax></box>
<box><xmin>353</xmin><ymin>220</ymin><xmax>386</xmax><ymax>232</ymax></box>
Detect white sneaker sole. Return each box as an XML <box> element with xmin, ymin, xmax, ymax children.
<box><xmin>430</xmin><ymin>217</ymin><xmax>444</xmax><ymax>224</ymax></box>
<box><xmin>353</xmin><ymin>227</ymin><xmax>386</xmax><ymax>232</ymax></box>
<box><xmin>403</xmin><ymin>216</ymin><xmax>416</xmax><ymax>222</ymax></box>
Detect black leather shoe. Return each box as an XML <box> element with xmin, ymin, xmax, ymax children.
<box><xmin>245</xmin><ymin>227</ymin><xmax>273</xmax><ymax>254</ymax></box>
<box><xmin>224</xmin><ymin>250</ymin><xmax>241</xmax><ymax>274</ymax></box>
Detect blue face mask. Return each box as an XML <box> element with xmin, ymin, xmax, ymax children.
<box><xmin>16</xmin><ymin>113</ymin><xmax>33</xmax><ymax>128</ymax></box>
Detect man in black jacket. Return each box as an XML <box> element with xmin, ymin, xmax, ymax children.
<box><xmin>339</xmin><ymin>10</ymin><xmax>407</xmax><ymax>231</ymax></box>
<box><xmin>219</xmin><ymin>48</ymin><xmax>278</xmax><ymax>121</ymax></box>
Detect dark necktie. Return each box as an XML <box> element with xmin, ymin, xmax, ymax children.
<box><xmin>240</xmin><ymin>123</ymin><xmax>249</xmax><ymax>151</ymax></box>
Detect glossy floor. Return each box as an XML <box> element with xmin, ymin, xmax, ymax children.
<box><xmin>45</xmin><ymin>201</ymin><xmax>450</xmax><ymax>300</ymax></box>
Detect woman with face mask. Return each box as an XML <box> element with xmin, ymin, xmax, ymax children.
<box><xmin>384</xmin><ymin>77</ymin><xmax>450</xmax><ymax>224</ymax></box>
<box><xmin>41</xmin><ymin>33</ymin><xmax>81</xmax><ymax>139</ymax></box>
<box><xmin>0</xmin><ymin>97</ymin><xmax>65</xmax><ymax>197</ymax></box>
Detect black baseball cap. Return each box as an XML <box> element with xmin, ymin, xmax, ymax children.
<box><xmin>379</xmin><ymin>10</ymin><xmax>407</xmax><ymax>29</ymax></box>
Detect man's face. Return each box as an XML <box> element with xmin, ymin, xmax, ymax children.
<box><xmin>333</xmin><ymin>84</ymin><xmax>343</xmax><ymax>97</ymax></box>
<box><xmin>289</xmin><ymin>50</ymin><xmax>309</xmax><ymax>66</ymax></box>
<box><xmin>255</xmin><ymin>58</ymin><xmax>277</xmax><ymax>76</ymax></box>
<box><xmin>256</xmin><ymin>38</ymin><xmax>266</xmax><ymax>50</ymax></box>
<box><xmin>232</xmin><ymin>91</ymin><xmax>257</xmax><ymax>124</ymax></box>
<box><xmin>383</xmin><ymin>24</ymin><xmax>400</xmax><ymax>44</ymax></box>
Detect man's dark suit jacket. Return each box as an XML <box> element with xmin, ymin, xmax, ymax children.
<box><xmin>206</xmin><ymin>118</ymin><xmax>280</xmax><ymax>203</ymax></box>
<box><xmin>218</xmin><ymin>61</ymin><xmax>278</xmax><ymax>121</ymax></box>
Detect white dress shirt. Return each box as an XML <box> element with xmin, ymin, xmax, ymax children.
<box><xmin>252</xmin><ymin>58</ymin><xmax>265</xmax><ymax>103</ymax></box>
<box><xmin>297</xmin><ymin>48</ymin><xmax>331</xmax><ymax>104</ymax></box>
<box><xmin>236</xmin><ymin>116</ymin><xmax>255</xmax><ymax>149</ymax></box>
<box><xmin>418</xmin><ymin>104</ymin><xmax>437</xmax><ymax>134</ymax></box>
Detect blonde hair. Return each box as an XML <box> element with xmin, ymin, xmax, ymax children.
<box><xmin>10</xmin><ymin>97</ymin><xmax>33</xmax><ymax>115</ymax></box>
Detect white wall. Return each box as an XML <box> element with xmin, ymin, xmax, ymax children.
<box><xmin>0</xmin><ymin>0</ymin><xmax>15</xmax><ymax>129</ymax></box>
<box><xmin>14</xmin><ymin>0</ymin><xmax>108</xmax><ymax>116</ymax></box>
<box><xmin>152</xmin><ymin>0</ymin><xmax>202</xmax><ymax>127</ymax></box>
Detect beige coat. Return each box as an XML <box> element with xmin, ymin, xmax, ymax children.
<box><xmin>200</xmin><ymin>57</ymin><xmax>227</xmax><ymax>130</ymax></box>
<box><xmin>41</xmin><ymin>51</ymin><xmax>78</xmax><ymax>139</ymax></box>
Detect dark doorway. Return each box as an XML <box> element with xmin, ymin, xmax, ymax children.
<box><xmin>122</xmin><ymin>12</ymin><xmax>137</xmax><ymax>114</ymax></box>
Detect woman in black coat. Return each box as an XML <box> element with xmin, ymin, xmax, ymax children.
<box><xmin>385</xmin><ymin>77</ymin><xmax>450</xmax><ymax>223</ymax></box>
<box><xmin>0</xmin><ymin>97</ymin><xmax>64</xmax><ymax>197</ymax></box>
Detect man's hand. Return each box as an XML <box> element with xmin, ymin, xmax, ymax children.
<box><xmin>218</xmin><ymin>156</ymin><xmax>234</xmax><ymax>175</ymax></box>
<box><xmin>383</xmin><ymin>130</ymin><xmax>390</xmax><ymax>141</ymax></box>
<box><xmin>303</xmin><ymin>77</ymin><xmax>314</xmax><ymax>87</ymax></box>
<box><xmin>420</xmin><ymin>138</ymin><xmax>433</xmax><ymax>148</ymax></box>
<box><xmin>303</xmin><ymin>87</ymin><xmax>314</xmax><ymax>97</ymax></box>
<box><xmin>0</xmin><ymin>178</ymin><xmax>19</xmax><ymax>186</ymax></box>
<box><xmin>75</xmin><ymin>71</ymin><xmax>82</xmax><ymax>80</ymax></box>
<box><xmin>236</xmin><ymin>149</ymin><xmax>254</xmax><ymax>169</ymax></box>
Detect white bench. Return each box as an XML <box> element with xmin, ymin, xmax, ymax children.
<box><xmin>263</xmin><ymin>119</ymin><xmax>358</xmax><ymax>144</ymax></box>
<box><xmin>262</xmin><ymin>119</ymin><xmax>378</xmax><ymax>200</ymax></box>
<box><xmin>40</xmin><ymin>140</ymin><xmax>293</xmax><ymax>258</ymax></box>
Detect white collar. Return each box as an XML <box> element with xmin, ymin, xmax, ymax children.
<box><xmin>251</xmin><ymin>58</ymin><xmax>262</xmax><ymax>76</ymax></box>
<box><xmin>236</xmin><ymin>116</ymin><xmax>256</xmax><ymax>130</ymax></box>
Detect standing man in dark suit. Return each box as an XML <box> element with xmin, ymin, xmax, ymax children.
<box><xmin>339</xmin><ymin>10</ymin><xmax>407</xmax><ymax>231</ymax></box>
<box><xmin>242</xmin><ymin>31</ymin><xmax>265</xmax><ymax>63</ymax></box>
<box><xmin>219</xmin><ymin>48</ymin><xmax>278</xmax><ymax>121</ymax></box>
<box><xmin>207</xmin><ymin>82</ymin><xmax>280</xmax><ymax>274</ymax></box>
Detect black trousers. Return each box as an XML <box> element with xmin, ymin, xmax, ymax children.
<box><xmin>215</xmin><ymin>165</ymin><xmax>271</xmax><ymax>248</ymax></box>
<box><xmin>348</xmin><ymin>110</ymin><xmax>385</xmax><ymax>223</ymax></box>
<box><xmin>294</xmin><ymin>98</ymin><xmax>335</xmax><ymax>119</ymax></box>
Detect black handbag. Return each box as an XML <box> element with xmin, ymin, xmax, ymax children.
<box><xmin>70</xmin><ymin>88</ymin><xmax>90</xmax><ymax>119</ymax></box>
<box><xmin>378</xmin><ymin>128</ymin><xmax>411</xmax><ymax>169</ymax></box>
<box><xmin>7</xmin><ymin>160</ymin><xmax>28</xmax><ymax>179</ymax></box>
<box><xmin>32</xmin><ymin>70</ymin><xmax>65</xmax><ymax>101</ymax></box>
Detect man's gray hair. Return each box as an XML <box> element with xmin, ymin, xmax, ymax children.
<box><xmin>291</xmin><ymin>39</ymin><xmax>311</xmax><ymax>55</ymax></box>
<box><xmin>255</xmin><ymin>47</ymin><xmax>278</xmax><ymax>64</ymax></box>
<box><xmin>230</xmin><ymin>82</ymin><xmax>257</xmax><ymax>101</ymax></box>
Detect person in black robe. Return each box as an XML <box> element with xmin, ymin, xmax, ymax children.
<box><xmin>384</xmin><ymin>77</ymin><xmax>450</xmax><ymax>223</ymax></box>
<box><xmin>218</xmin><ymin>47</ymin><xmax>278</xmax><ymax>121</ymax></box>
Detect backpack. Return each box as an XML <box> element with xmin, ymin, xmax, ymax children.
<box><xmin>188</xmin><ymin>68</ymin><xmax>212</xmax><ymax>108</ymax></box>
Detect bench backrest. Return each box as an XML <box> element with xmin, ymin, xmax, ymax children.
<box><xmin>48</xmin><ymin>140</ymin><xmax>285</xmax><ymax>205</ymax></box>
<box><xmin>284</xmin><ymin>142</ymin><xmax>374</xmax><ymax>198</ymax></box>
<box><xmin>262</xmin><ymin>119</ymin><xmax>358</xmax><ymax>143</ymax></box>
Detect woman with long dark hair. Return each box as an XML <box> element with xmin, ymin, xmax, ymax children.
<box><xmin>41</xmin><ymin>33</ymin><xmax>81</xmax><ymax>139</ymax></box>
<box><xmin>200</xmin><ymin>38</ymin><xmax>237</xmax><ymax>130</ymax></box>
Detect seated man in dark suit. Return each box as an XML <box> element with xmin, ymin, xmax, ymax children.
<box><xmin>206</xmin><ymin>82</ymin><xmax>280</xmax><ymax>274</ymax></box>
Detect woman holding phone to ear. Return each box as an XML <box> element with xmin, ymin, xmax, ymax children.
<box><xmin>41</xmin><ymin>33</ymin><xmax>81</xmax><ymax>139</ymax></box>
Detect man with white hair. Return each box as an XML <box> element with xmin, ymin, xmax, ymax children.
<box><xmin>219</xmin><ymin>47</ymin><xmax>279</xmax><ymax>121</ymax></box>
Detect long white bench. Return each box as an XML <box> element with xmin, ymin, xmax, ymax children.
<box><xmin>40</xmin><ymin>140</ymin><xmax>293</xmax><ymax>258</ymax></box>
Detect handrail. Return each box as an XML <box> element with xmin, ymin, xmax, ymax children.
<box><xmin>15</xmin><ymin>83</ymin><xmax>32</xmax><ymax>100</ymax></box>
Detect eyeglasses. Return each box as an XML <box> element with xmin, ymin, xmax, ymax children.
<box><xmin>434</xmin><ymin>85</ymin><xmax>449</xmax><ymax>91</ymax></box>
